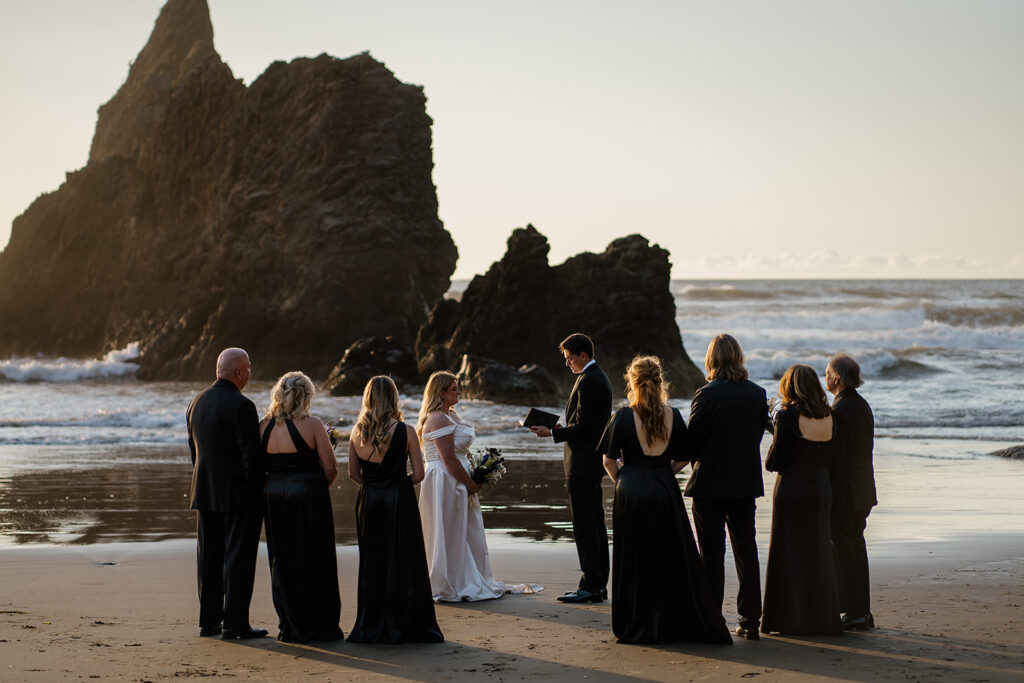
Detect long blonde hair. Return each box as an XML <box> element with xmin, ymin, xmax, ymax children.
<box><xmin>354</xmin><ymin>376</ymin><xmax>404</xmax><ymax>457</ymax></box>
<box><xmin>266</xmin><ymin>371</ymin><xmax>315</xmax><ymax>422</ymax></box>
<box><xmin>626</xmin><ymin>355</ymin><xmax>670</xmax><ymax>444</ymax></box>
<box><xmin>417</xmin><ymin>371</ymin><xmax>457</xmax><ymax>439</ymax></box>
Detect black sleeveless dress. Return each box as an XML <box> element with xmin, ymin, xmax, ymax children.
<box><xmin>761</xmin><ymin>407</ymin><xmax>843</xmax><ymax>635</ymax></box>
<box><xmin>348</xmin><ymin>422</ymin><xmax>443</xmax><ymax>643</ymax></box>
<box><xmin>262</xmin><ymin>419</ymin><xmax>343</xmax><ymax>642</ymax></box>
<box><xmin>601</xmin><ymin>407</ymin><xmax>732</xmax><ymax>644</ymax></box>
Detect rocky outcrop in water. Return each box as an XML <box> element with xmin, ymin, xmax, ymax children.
<box><xmin>324</xmin><ymin>336</ymin><xmax>420</xmax><ymax>396</ymax></box>
<box><xmin>0</xmin><ymin>0</ymin><xmax>456</xmax><ymax>380</ymax></box>
<box><xmin>417</xmin><ymin>225</ymin><xmax>704</xmax><ymax>398</ymax></box>
<box><xmin>991</xmin><ymin>445</ymin><xmax>1024</xmax><ymax>460</ymax></box>
<box><xmin>456</xmin><ymin>355</ymin><xmax>560</xmax><ymax>406</ymax></box>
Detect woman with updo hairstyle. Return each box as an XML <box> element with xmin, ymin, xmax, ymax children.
<box><xmin>600</xmin><ymin>356</ymin><xmax>731</xmax><ymax>644</ymax></box>
<box><xmin>417</xmin><ymin>371</ymin><xmax>505</xmax><ymax>602</ymax></box>
<box><xmin>346</xmin><ymin>376</ymin><xmax>443</xmax><ymax>643</ymax></box>
<box><xmin>761</xmin><ymin>364</ymin><xmax>843</xmax><ymax>636</ymax></box>
<box><xmin>259</xmin><ymin>371</ymin><xmax>343</xmax><ymax>643</ymax></box>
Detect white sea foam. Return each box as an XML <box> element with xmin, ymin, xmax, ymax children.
<box><xmin>0</xmin><ymin>343</ymin><xmax>140</xmax><ymax>382</ymax></box>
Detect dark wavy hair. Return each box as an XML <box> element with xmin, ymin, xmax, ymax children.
<box><xmin>827</xmin><ymin>354</ymin><xmax>864</xmax><ymax>389</ymax></box>
<box><xmin>559</xmin><ymin>332</ymin><xmax>594</xmax><ymax>358</ymax></box>
<box><xmin>778</xmin><ymin>364</ymin><xmax>830</xmax><ymax>419</ymax></box>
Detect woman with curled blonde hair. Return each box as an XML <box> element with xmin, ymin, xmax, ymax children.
<box><xmin>347</xmin><ymin>376</ymin><xmax>442</xmax><ymax>643</ymax></box>
<box><xmin>600</xmin><ymin>356</ymin><xmax>730</xmax><ymax>644</ymax></box>
<box><xmin>761</xmin><ymin>364</ymin><xmax>842</xmax><ymax>636</ymax></box>
<box><xmin>417</xmin><ymin>371</ymin><xmax>504</xmax><ymax>602</ymax></box>
<box><xmin>259</xmin><ymin>371</ymin><xmax>342</xmax><ymax>643</ymax></box>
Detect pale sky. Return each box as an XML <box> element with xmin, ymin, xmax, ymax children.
<box><xmin>1</xmin><ymin>0</ymin><xmax>1022</xmax><ymax>279</ymax></box>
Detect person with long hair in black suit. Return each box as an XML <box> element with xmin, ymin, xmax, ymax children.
<box><xmin>826</xmin><ymin>354</ymin><xmax>877</xmax><ymax>630</ymax></box>
<box><xmin>684</xmin><ymin>334</ymin><xmax>768</xmax><ymax>639</ymax></box>
<box><xmin>530</xmin><ymin>332</ymin><xmax>613</xmax><ymax>603</ymax></box>
<box><xmin>601</xmin><ymin>356</ymin><xmax>731</xmax><ymax>644</ymax></box>
<box><xmin>186</xmin><ymin>347</ymin><xmax>267</xmax><ymax>640</ymax></box>
<box><xmin>761</xmin><ymin>364</ymin><xmax>843</xmax><ymax>636</ymax></box>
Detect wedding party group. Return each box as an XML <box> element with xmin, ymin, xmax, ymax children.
<box><xmin>185</xmin><ymin>331</ymin><xmax>876</xmax><ymax>647</ymax></box>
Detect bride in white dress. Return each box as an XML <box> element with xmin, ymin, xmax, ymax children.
<box><xmin>417</xmin><ymin>371</ymin><xmax>505</xmax><ymax>602</ymax></box>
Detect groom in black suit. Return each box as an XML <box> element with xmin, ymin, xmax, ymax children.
<box><xmin>530</xmin><ymin>333</ymin><xmax>612</xmax><ymax>603</ymax></box>
<box><xmin>187</xmin><ymin>347</ymin><xmax>267</xmax><ymax>639</ymax></box>
<box><xmin>827</xmin><ymin>354</ymin><xmax>877</xmax><ymax>630</ymax></box>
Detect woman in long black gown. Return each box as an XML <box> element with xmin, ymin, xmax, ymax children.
<box><xmin>347</xmin><ymin>376</ymin><xmax>443</xmax><ymax>644</ymax></box>
<box><xmin>260</xmin><ymin>371</ymin><xmax>343</xmax><ymax>643</ymax></box>
<box><xmin>601</xmin><ymin>356</ymin><xmax>732</xmax><ymax>645</ymax></box>
<box><xmin>761</xmin><ymin>364</ymin><xmax>843</xmax><ymax>636</ymax></box>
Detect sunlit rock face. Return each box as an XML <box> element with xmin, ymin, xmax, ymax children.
<box><xmin>0</xmin><ymin>0</ymin><xmax>456</xmax><ymax>380</ymax></box>
<box><xmin>416</xmin><ymin>224</ymin><xmax>705</xmax><ymax>399</ymax></box>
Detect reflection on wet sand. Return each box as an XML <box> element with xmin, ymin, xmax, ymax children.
<box><xmin>0</xmin><ymin>446</ymin><xmax>693</xmax><ymax>546</ymax></box>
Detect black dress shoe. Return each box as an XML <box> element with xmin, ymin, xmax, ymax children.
<box><xmin>557</xmin><ymin>589</ymin><xmax>604</xmax><ymax>603</ymax></box>
<box><xmin>199</xmin><ymin>626</ymin><xmax>222</xmax><ymax>638</ymax></box>
<box><xmin>222</xmin><ymin>627</ymin><xmax>269</xmax><ymax>639</ymax></box>
<box><xmin>735</xmin><ymin>625</ymin><xmax>760</xmax><ymax>640</ymax></box>
<box><xmin>842</xmin><ymin>613</ymin><xmax>875</xmax><ymax>630</ymax></box>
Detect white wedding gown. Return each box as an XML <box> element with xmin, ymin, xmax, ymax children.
<box><xmin>419</xmin><ymin>415</ymin><xmax>505</xmax><ymax>602</ymax></box>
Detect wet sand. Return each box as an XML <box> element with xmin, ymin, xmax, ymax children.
<box><xmin>1</xmin><ymin>536</ymin><xmax>1022</xmax><ymax>682</ymax></box>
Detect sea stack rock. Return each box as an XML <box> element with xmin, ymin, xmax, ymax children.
<box><xmin>456</xmin><ymin>354</ymin><xmax>560</xmax><ymax>406</ymax></box>
<box><xmin>416</xmin><ymin>225</ymin><xmax>705</xmax><ymax>398</ymax></box>
<box><xmin>0</xmin><ymin>0</ymin><xmax>456</xmax><ymax>379</ymax></box>
<box><xmin>323</xmin><ymin>336</ymin><xmax>420</xmax><ymax>396</ymax></box>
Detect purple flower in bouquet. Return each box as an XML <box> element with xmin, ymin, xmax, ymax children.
<box><xmin>326</xmin><ymin>422</ymin><xmax>341</xmax><ymax>448</ymax></box>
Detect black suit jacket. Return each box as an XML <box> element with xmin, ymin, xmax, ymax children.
<box><xmin>830</xmin><ymin>387</ymin><xmax>877</xmax><ymax>511</ymax></box>
<box><xmin>684</xmin><ymin>378</ymin><xmax>768</xmax><ymax>499</ymax></box>
<box><xmin>553</xmin><ymin>362</ymin><xmax>613</xmax><ymax>478</ymax></box>
<box><xmin>187</xmin><ymin>379</ymin><xmax>264</xmax><ymax>512</ymax></box>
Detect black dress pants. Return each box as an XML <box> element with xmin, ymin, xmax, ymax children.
<box><xmin>831</xmin><ymin>506</ymin><xmax>872</xmax><ymax>617</ymax></box>
<box><xmin>197</xmin><ymin>505</ymin><xmax>263</xmax><ymax>630</ymax></box>
<box><xmin>691</xmin><ymin>497</ymin><xmax>761</xmax><ymax>627</ymax></box>
<box><xmin>567</xmin><ymin>476</ymin><xmax>609</xmax><ymax>593</ymax></box>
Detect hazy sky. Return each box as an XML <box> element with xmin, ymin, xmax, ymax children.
<box><xmin>2</xmin><ymin>0</ymin><xmax>1022</xmax><ymax>279</ymax></box>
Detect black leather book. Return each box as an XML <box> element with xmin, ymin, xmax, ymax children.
<box><xmin>521</xmin><ymin>408</ymin><xmax>559</xmax><ymax>429</ymax></box>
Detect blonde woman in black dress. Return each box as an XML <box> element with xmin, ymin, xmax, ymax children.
<box><xmin>260</xmin><ymin>371</ymin><xmax>343</xmax><ymax>643</ymax></box>
<box><xmin>347</xmin><ymin>376</ymin><xmax>442</xmax><ymax>643</ymax></box>
<box><xmin>601</xmin><ymin>356</ymin><xmax>731</xmax><ymax>644</ymax></box>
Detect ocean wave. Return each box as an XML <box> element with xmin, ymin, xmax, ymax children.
<box><xmin>0</xmin><ymin>410</ymin><xmax>179</xmax><ymax>431</ymax></box>
<box><xmin>744</xmin><ymin>349</ymin><xmax>925</xmax><ymax>379</ymax></box>
<box><xmin>924</xmin><ymin>302</ymin><xmax>1024</xmax><ymax>328</ymax></box>
<box><xmin>675</xmin><ymin>283</ymin><xmax>778</xmax><ymax>301</ymax></box>
<box><xmin>0</xmin><ymin>343</ymin><xmax>140</xmax><ymax>382</ymax></box>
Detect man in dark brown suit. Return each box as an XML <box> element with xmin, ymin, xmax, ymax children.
<box><xmin>826</xmin><ymin>354</ymin><xmax>877</xmax><ymax>630</ymax></box>
<box><xmin>187</xmin><ymin>347</ymin><xmax>266</xmax><ymax>639</ymax></box>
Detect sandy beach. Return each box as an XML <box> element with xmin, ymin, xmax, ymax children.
<box><xmin>2</xmin><ymin>534</ymin><xmax>1022</xmax><ymax>682</ymax></box>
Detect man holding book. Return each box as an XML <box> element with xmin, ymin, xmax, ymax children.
<box><xmin>530</xmin><ymin>333</ymin><xmax>612</xmax><ymax>603</ymax></box>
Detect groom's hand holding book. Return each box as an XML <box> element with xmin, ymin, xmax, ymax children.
<box><xmin>522</xmin><ymin>408</ymin><xmax>561</xmax><ymax>438</ymax></box>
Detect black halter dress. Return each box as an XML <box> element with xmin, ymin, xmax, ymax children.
<box><xmin>262</xmin><ymin>419</ymin><xmax>343</xmax><ymax>642</ymax></box>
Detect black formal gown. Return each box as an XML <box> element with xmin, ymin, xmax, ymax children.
<box><xmin>348</xmin><ymin>423</ymin><xmax>443</xmax><ymax>644</ymax></box>
<box><xmin>761</xmin><ymin>407</ymin><xmax>843</xmax><ymax>636</ymax></box>
<box><xmin>262</xmin><ymin>419</ymin><xmax>343</xmax><ymax>642</ymax></box>
<box><xmin>602</xmin><ymin>407</ymin><xmax>732</xmax><ymax>644</ymax></box>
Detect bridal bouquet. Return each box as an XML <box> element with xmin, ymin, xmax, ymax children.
<box><xmin>470</xmin><ymin>447</ymin><xmax>507</xmax><ymax>486</ymax></box>
<box><xmin>765</xmin><ymin>397</ymin><xmax>782</xmax><ymax>434</ymax></box>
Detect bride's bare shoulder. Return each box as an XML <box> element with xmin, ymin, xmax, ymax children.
<box><xmin>423</xmin><ymin>411</ymin><xmax>452</xmax><ymax>431</ymax></box>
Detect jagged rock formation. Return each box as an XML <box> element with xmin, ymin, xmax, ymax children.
<box><xmin>0</xmin><ymin>0</ymin><xmax>456</xmax><ymax>379</ymax></box>
<box><xmin>324</xmin><ymin>336</ymin><xmax>420</xmax><ymax>396</ymax></box>
<box><xmin>991</xmin><ymin>445</ymin><xmax>1024</xmax><ymax>460</ymax></box>
<box><xmin>456</xmin><ymin>354</ymin><xmax>560</xmax><ymax>406</ymax></box>
<box><xmin>417</xmin><ymin>225</ymin><xmax>705</xmax><ymax>399</ymax></box>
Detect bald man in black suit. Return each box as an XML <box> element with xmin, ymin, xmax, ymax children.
<box><xmin>187</xmin><ymin>347</ymin><xmax>267</xmax><ymax>640</ymax></box>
